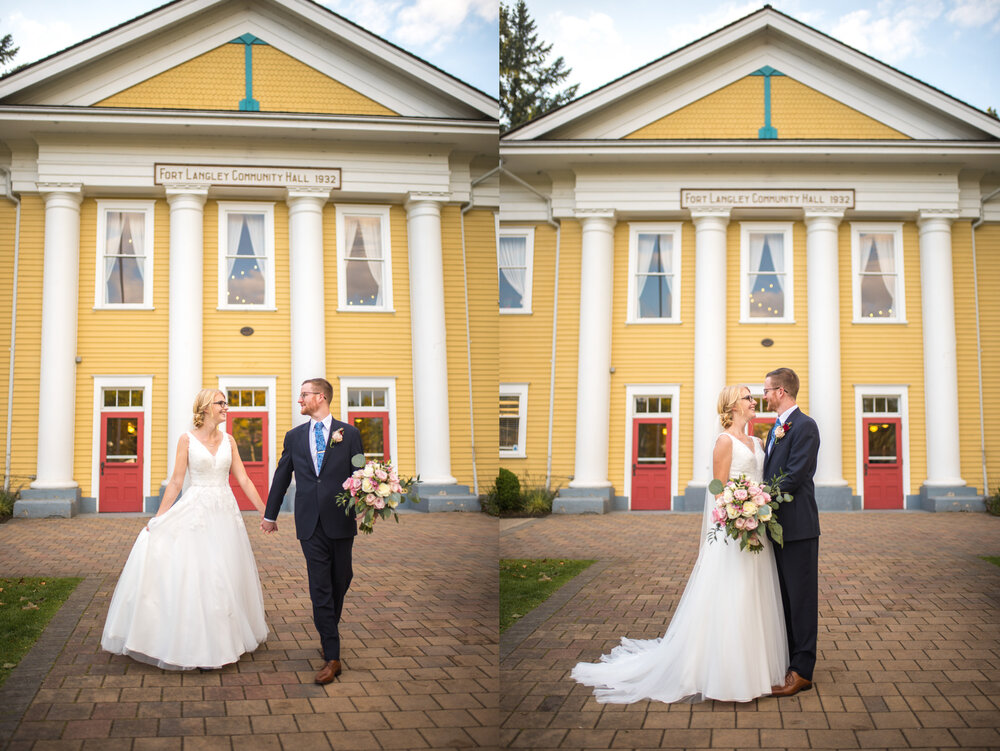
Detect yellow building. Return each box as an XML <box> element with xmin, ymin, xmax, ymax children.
<box><xmin>0</xmin><ymin>0</ymin><xmax>498</xmax><ymax>515</ymax></box>
<box><xmin>499</xmin><ymin>6</ymin><xmax>1000</xmax><ymax>512</ymax></box>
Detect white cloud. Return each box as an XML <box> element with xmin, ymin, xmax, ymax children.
<box><xmin>324</xmin><ymin>0</ymin><xmax>404</xmax><ymax>36</ymax></box>
<box><xmin>3</xmin><ymin>11</ymin><xmax>78</xmax><ymax>70</ymax></box>
<box><xmin>830</xmin><ymin>1</ymin><xmax>945</xmax><ymax>64</ymax></box>
<box><xmin>946</xmin><ymin>0</ymin><xmax>1000</xmax><ymax>27</ymax></box>
<box><xmin>394</xmin><ymin>0</ymin><xmax>498</xmax><ymax>52</ymax></box>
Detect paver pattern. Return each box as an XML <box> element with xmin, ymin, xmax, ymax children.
<box><xmin>500</xmin><ymin>512</ymin><xmax>1000</xmax><ymax>751</ymax></box>
<box><xmin>0</xmin><ymin>512</ymin><xmax>499</xmax><ymax>750</ymax></box>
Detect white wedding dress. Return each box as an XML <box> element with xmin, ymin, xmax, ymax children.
<box><xmin>571</xmin><ymin>433</ymin><xmax>788</xmax><ymax>703</ymax></box>
<box><xmin>101</xmin><ymin>432</ymin><xmax>268</xmax><ymax>670</ymax></box>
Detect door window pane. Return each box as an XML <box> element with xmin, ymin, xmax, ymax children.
<box><xmin>106</xmin><ymin>417</ymin><xmax>138</xmax><ymax>462</ymax></box>
<box><xmin>868</xmin><ymin>423</ymin><xmax>897</xmax><ymax>463</ymax></box>
<box><xmin>636</xmin><ymin>423</ymin><xmax>667</xmax><ymax>463</ymax></box>
<box><xmin>230</xmin><ymin>417</ymin><xmax>263</xmax><ymax>462</ymax></box>
<box><xmin>353</xmin><ymin>416</ymin><xmax>385</xmax><ymax>459</ymax></box>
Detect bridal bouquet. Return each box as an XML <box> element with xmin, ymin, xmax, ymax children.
<box><xmin>335</xmin><ymin>454</ymin><xmax>418</xmax><ymax>534</ymax></box>
<box><xmin>707</xmin><ymin>474</ymin><xmax>792</xmax><ymax>553</ymax></box>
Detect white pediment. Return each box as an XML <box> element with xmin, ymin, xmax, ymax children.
<box><xmin>505</xmin><ymin>7</ymin><xmax>1000</xmax><ymax>142</ymax></box>
<box><xmin>0</xmin><ymin>0</ymin><xmax>497</xmax><ymax>121</ymax></box>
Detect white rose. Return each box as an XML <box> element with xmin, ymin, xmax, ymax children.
<box><xmin>362</xmin><ymin>464</ymin><xmax>375</xmax><ymax>478</ymax></box>
<box><xmin>377</xmin><ymin>482</ymin><xmax>391</xmax><ymax>497</ymax></box>
<box><xmin>361</xmin><ymin>477</ymin><xmax>374</xmax><ymax>493</ymax></box>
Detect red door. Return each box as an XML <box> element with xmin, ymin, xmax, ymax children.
<box><xmin>863</xmin><ymin>417</ymin><xmax>903</xmax><ymax>509</ymax></box>
<box><xmin>349</xmin><ymin>410</ymin><xmax>390</xmax><ymax>461</ymax></box>
<box><xmin>228</xmin><ymin>412</ymin><xmax>268</xmax><ymax>511</ymax></box>
<box><xmin>749</xmin><ymin>417</ymin><xmax>775</xmax><ymax>445</ymax></box>
<box><xmin>100</xmin><ymin>412</ymin><xmax>143</xmax><ymax>512</ymax></box>
<box><xmin>631</xmin><ymin>418</ymin><xmax>671</xmax><ymax>510</ymax></box>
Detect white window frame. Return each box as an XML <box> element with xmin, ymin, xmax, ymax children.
<box><xmin>851</xmin><ymin>223</ymin><xmax>906</xmax><ymax>323</ymax></box>
<box><xmin>853</xmin><ymin>384</ymin><xmax>910</xmax><ymax>508</ymax></box>
<box><xmin>623</xmin><ymin>384</ymin><xmax>680</xmax><ymax>507</ymax></box>
<box><xmin>217</xmin><ymin>202</ymin><xmax>276</xmax><ymax>310</ymax></box>
<box><xmin>626</xmin><ymin>223</ymin><xmax>682</xmax><ymax>324</ymax></box>
<box><xmin>217</xmin><ymin>376</ymin><xmax>277</xmax><ymax>483</ymax></box>
<box><xmin>497</xmin><ymin>227</ymin><xmax>535</xmax><ymax>314</ymax></box>
<box><xmin>740</xmin><ymin>222</ymin><xmax>794</xmax><ymax>323</ymax></box>
<box><xmin>91</xmin><ymin>375</ymin><xmax>154</xmax><ymax>511</ymax></box>
<box><xmin>94</xmin><ymin>200</ymin><xmax>155</xmax><ymax>310</ymax></box>
<box><xmin>338</xmin><ymin>376</ymin><xmax>399</xmax><ymax>462</ymax></box>
<box><xmin>500</xmin><ymin>383</ymin><xmax>528</xmax><ymax>458</ymax></box>
<box><xmin>336</xmin><ymin>205</ymin><xmax>394</xmax><ymax>313</ymax></box>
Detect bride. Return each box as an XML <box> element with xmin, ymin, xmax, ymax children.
<box><xmin>571</xmin><ymin>385</ymin><xmax>788</xmax><ymax>703</ymax></box>
<box><xmin>101</xmin><ymin>389</ymin><xmax>269</xmax><ymax>670</ymax></box>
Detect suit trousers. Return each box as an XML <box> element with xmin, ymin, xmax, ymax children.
<box><xmin>772</xmin><ymin>537</ymin><xmax>818</xmax><ymax>681</ymax></box>
<box><xmin>300</xmin><ymin>527</ymin><xmax>354</xmax><ymax>661</ymax></box>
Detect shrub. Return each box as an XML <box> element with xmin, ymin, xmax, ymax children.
<box><xmin>495</xmin><ymin>468</ymin><xmax>522</xmax><ymax>513</ymax></box>
<box><xmin>522</xmin><ymin>486</ymin><xmax>554</xmax><ymax>516</ymax></box>
<box><xmin>986</xmin><ymin>486</ymin><xmax>1000</xmax><ymax>516</ymax></box>
<box><xmin>0</xmin><ymin>480</ymin><xmax>19</xmax><ymax>522</ymax></box>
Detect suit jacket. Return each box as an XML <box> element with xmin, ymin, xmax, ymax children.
<box><xmin>264</xmin><ymin>418</ymin><xmax>362</xmax><ymax>541</ymax></box>
<box><xmin>763</xmin><ymin>408</ymin><xmax>821</xmax><ymax>542</ymax></box>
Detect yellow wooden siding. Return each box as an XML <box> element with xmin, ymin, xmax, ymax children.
<box><xmin>251</xmin><ymin>46</ymin><xmax>397</xmax><ymax>116</ymax></box>
<box><xmin>771</xmin><ymin>77</ymin><xmax>907</xmax><ymax>139</ymax></box>
<box><xmin>96</xmin><ymin>46</ymin><xmax>245</xmax><ymax>110</ymax></box>
<box><xmin>497</xmin><ymin>222</ymin><xmax>560</xmax><ymax>489</ymax></box>
<box><xmin>625</xmin><ymin>75</ymin><xmax>908</xmax><ymax>140</ymax></box>
<box><xmin>608</xmin><ymin>222</ymin><xmax>697</xmax><ymax>497</ymax></box>
<box><xmin>74</xmin><ymin>199</ymin><xmax>171</xmax><ymax>498</ymax></box>
<box><xmin>0</xmin><ymin>201</ymin><xmax>14</xmax><ymax>482</ymax></box>
<box><xmin>95</xmin><ymin>43</ymin><xmax>397</xmax><ymax>116</ymax></box>
<box><xmin>970</xmin><ymin>222</ymin><xmax>1000</xmax><ymax>494</ymax></box>
<box><xmin>551</xmin><ymin>221</ymin><xmax>583</xmax><ymax>491</ymax></box>
<box><xmin>840</xmin><ymin>222</ymin><xmax>926</xmax><ymax>494</ymax></box>
<box><xmin>462</xmin><ymin>209</ymin><xmax>500</xmax><ymax>491</ymax></box>
<box><xmin>324</xmin><ymin>205</ymin><xmax>416</xmax><ymax>477</ymax></box>
<box><xmin>7</xmin><ymin>195</ymin><xmax>44</xmax><ymax>484</ymax></box>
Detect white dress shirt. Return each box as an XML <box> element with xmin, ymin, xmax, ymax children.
<box><xmin>310</xmin><ymin>415</ymin><xmax>333</xmax><ymax>475</ymax></box>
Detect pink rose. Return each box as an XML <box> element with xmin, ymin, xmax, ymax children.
<box><xmin>748</xmin><ymin>484</ymin><xmax>761</xmax><ymax>496</ymax></box>
<box><xmin>712</xmin><ymin>507</ymin><xmax>727</xmax><ymax>524</ymax></box>
<box><xmin>754</xmin><ymin>495</ymin><xmax>766</xmax><ymax>506</ymax></box>
<box><xmin>748</xmin><ymin>533</ymin><xmax>760</xmax><ymax>546</ymax></box>
<box><xmin>342</xmin><ymin>478</ymin><xmax>352</xmax><ymax>490</ymax></box>
<box><xmin>373</xmin><ymin>497</ymin><xmax>386</xmax><ymax>509</ymax></box>
<box><xmin>365</xmin><ymin>493</ymin><xmax>377</xmax><ymax>505</ymax></box>
<box><xmin>331</xmin><ymin>428</ymin><xmax>344</xmax><ymax>444</ymax></box>
<box><xmin>375</xmin><ymin>468</ymin><xmax>388</xmax><ymax>481</ymax></box>
<box><xmin>761</xmin><ymin>492</ymin><xmax>771</xmax><ymax>503</ymax></box>
<box><xmin>745</xmin><ymin>517</ymin><xmax>758</xmax><ymax>530</ymax></box>
<box><xmin>735</xmin><ymin>517</ymin><xmax>747</xmax><ymax>530</ymax></box>
<box><xmin>734</xmin><ymin>488</ymin><xmax>748</xmax><ymax>501</ymax></box>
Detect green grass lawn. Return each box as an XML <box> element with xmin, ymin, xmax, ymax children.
<box><xmin>0</xmin><ymin>577</ymin><xmax>82</xmax><ymax>687</ymax></box>
<box><xmin>500</xmin><ymin>558</ymin><xmax>594</xmax><ymax>633</ymax></box>
<box><xmin>981</xmin><ymin>556</ymin><xmax>1000</xmax><ymax>568</ymax></box>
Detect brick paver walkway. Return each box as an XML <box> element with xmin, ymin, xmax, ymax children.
<box><xmin>0</xmin><ymin>513</ymin><xmax>498</xmax><ymax>750</ymax></box>
<box><xmin>500</xmin><ymin>512</ymin><xmax>1000</xmax><ymax>751</ymax></box>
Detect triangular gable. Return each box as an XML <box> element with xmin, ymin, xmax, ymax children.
<box><xmin>626</xmin><ymin>69</ymin><xmax>907</xmax><ymax>140</ymax></box>
<box><xmin>95</xmin><ymin>35</ymin><xmax>398</xmax><ymax>116</ymax></box>
<box><xmin>506</xmin><ymin>7</ymin><xmax>1000</xmax><ymax>142</ymax></box>
<box><xmin>0</xmin><ymin>0</ymin><xmax>496</xmax><ymax>121</ymax></box>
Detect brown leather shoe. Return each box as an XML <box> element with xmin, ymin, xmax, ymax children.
<box><xmin>770</xmin><ymin>669</ymin><xmax>812</xmax><ymax>697</ymax></box>
<box><xmin>314</xmin><ymin>659</ymin><xmax>342</xmax><ymax>685</ymax></box>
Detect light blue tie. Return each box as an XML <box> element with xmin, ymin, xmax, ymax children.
<box><xmin>314</xmin><ymin>421</ymin><xmax>326</xmax><ymax>471</ymax></box>
<box><xmin>767</xmin><ymin>419</ymin><xmax>781</xmax><ymax>455</ymax></box>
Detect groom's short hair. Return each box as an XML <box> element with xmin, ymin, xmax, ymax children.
<box><xmin>303</xmin><ymin>377</ymin><xmax>333</xmax><ymax>402</ymax></box>
<box><xmin>766</xmin><ymin>367</ymin><xmax>799</xmax><ymax>398</ymax></box>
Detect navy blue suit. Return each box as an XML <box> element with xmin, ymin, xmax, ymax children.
<box><xmin>265</xmin><ymin>418</ymin><xmax>362</xmax><ymax>661</ymax></box>
<box><xmin>763</xmin><ymin>407</ymin><xmax>820</xmax><ymax>681</ymax></box>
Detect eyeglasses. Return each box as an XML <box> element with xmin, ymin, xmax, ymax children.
<box><xmin>741</xmin><ymin>396</ymin><xmax>755</xmax><ymax>403</ymax></box>
<box><xmin>762</xmin><ymin>387</ymin><xmax>783</xmax><ymax>394</ymax></box>
<box><xmin>211</xmin><ymin>400</ymin><xmax>227</xmax><ymax>407</ymax></box>
<box><xmin>299</xmin><ymin>392</ymin><xmax>323</xmax><ymax>399</ymax></box>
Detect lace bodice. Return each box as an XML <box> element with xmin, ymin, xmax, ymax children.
<box><xmin>722</xmin><ymin>432</ymin><xmax>763</xmax><ymax>483</ymax></box>
<box><xmin>186</xmin><ymin>432</ymin><xmax>233</xmax><ymax>487</ymax></box>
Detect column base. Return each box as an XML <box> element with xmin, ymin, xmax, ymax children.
<box><xmin>410</xmin><ymin>482</ymin><xmax>480</xmax><ymax>513</ymax></box>
<box><xmin>553</xmin><ymin>486</ymin><xmax>613</xmax><ymax>514</ymax></box>
<box><xmin>919</xmin><ymin>484</ymin><xmax>985</xmax><ymax>512</ymax></box>
<box><xmin>815</xmin><ymin>485</ymin><xmax>860</xmax><ymax>511</ymax></box>
<box><xmin>14</xmin><ymin>487</ymin><xmax>81</xmax><ymax>518</ymax></box>
<box><xmin>678</xmin><ymin>485</ymin><xmax>710</xmax><ymax>512</ymax></box>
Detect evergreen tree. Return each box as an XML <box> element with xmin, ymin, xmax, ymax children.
<box><xmin>500</xmin><ymin>1</ymin><xmax>578</xmax><ymax>132</ymax></box>
<box><xmin>0</xmin><ymin>33</ymin><xmax>19</xmax><ymax>72</ymax></box>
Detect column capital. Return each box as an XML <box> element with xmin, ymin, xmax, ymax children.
<box><xmin>917</xmin><ymin>210</ymin><xmax>959</xmax><ymax>229</ymax></box>
<box><xmin>803</xmin><ymin>209</ymin><xmax>845</xmax><ymax>226</ymax></box>
<box><xmin>286</xmin><ymin>187</ymin><xmax>331</xmax><ymax>204</ymax></box>
<box><xmin>165</xmin><ymin>188</ymin><xmax>208</xmax><ymax>207</ymax></box>
<box><xmin>690</xmin><ymin>208</ymin><xmax>731</xmax><ymax>225</ymax></box>
<box><xmin>405</xmin><ymin>192</ymin><xmax>449</xmax><ymax>210</ymax></box>
<box><xmin>36</xmin><ymin>184</ymin><xmax>83</xmax><ymax>205</ymax></box>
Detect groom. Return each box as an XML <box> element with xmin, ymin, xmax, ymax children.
<box><xmin>762</xmin><ymin>367</ymin><xmax>820</xmax><ymax>698</ymax></box>
<box><xmin>262</xmin><ymin>378</ymin><xmax>363</xmax><ymax>684</ymax></box>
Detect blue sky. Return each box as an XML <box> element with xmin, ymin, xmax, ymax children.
<box><xmin>2</xmin><ymin>1</ymin><xmax>999</xmax><ymax>112</ymax></box>
<box><xmin>529</xmin><ymin>0</ymin><xmax>1000</xmax><ymax>113</ymax></box>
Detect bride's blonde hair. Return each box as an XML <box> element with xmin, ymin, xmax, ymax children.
<box><xmin>717</xmin><ymin>385</ymin><xmax>749</xmax><ymax>429</ymax></box>
<box><xmin>192</xmin><ymin>389</ymin><xmax>223</xmax><ymax>428</ymax></box>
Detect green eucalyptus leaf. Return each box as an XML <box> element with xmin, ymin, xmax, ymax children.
<box><xmin>708</xmin><ymin>479</ymin><xmax>724</xmax><ymax>495</ymax></box>
<box><xmin>351</xmin><ymin>453</ymin><xmax>366</xmax><ymax>468</ymax></box>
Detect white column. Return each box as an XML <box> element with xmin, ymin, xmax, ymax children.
<box><xmin>569</xmin><ymin>213</ymin><xmax>616</xmax><ymax>488</ymax></box>
<box><xmin>165</xmin><ymin>189</ymin><xmax>207</xmax><ymax>482</ymax></box>
<box><xmin>918</xmin><ymin>211</ymin><xmax>965</xmax><ymax>487</ymax></box>
<box><xmin>689</xmin><ymin>210</ymin><xmax>730</xmax><ymax>489</ymax></box>
<box><xmin>805</xmin><ymin>210</ymin><xmax>848</xmax><ymax>490</ymax></box>
<box><xmin>287</xmin><ymin>190</ymin><xmax>329</xmax><ymax>426</ymax></box>
<box><xmin>406</xmin><ymin>195</ymin><xmax>455</xmax><ymax>484</ymax></box>
<box><xmin>31</xmin><ymin>186</ymin><xmax>83</xmax><ymax>490</ymax></box>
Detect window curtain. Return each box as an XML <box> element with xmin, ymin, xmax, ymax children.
<box><xmin>347</xmin><ymin>216</ymin><xmax>384</xmax><ymax>306</ymax></box>
<box><xmin>860</xmin><ymin>233</ymin><xmax>895</xmax><ymax>317</ymax></box>
<box><xmin>636</xmin><ymin>233</ymin><xmax>671</xmax><ymax>318</ymax></box>
<box><xmin>124</xmin><ymin>212</ymin><xmax>145</xmax><ymax>283</ymax></box>
<box><xmin>748</xmin><ymin>232</ymin><xmax>784</xmax><ymax>317</ymax></box>
<box><xmin>103</xmin><ymin>211</ymin><xmax>125</xmax><ymax>296</ymax></box>
<box><xmin>498</xmin><ymin>236</ymin><xmax>526</xmax><ymax>305</ymax></box>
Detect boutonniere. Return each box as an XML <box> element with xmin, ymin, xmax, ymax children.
<box><xmin>774</xmin><ymin>422</ymin><xmax>791</xmax><ymax>441</ymax></box>
<box><xmin>331</xmin><ymin>428</ymin><xmax>344</xmax><ymax>445</ymax></box>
